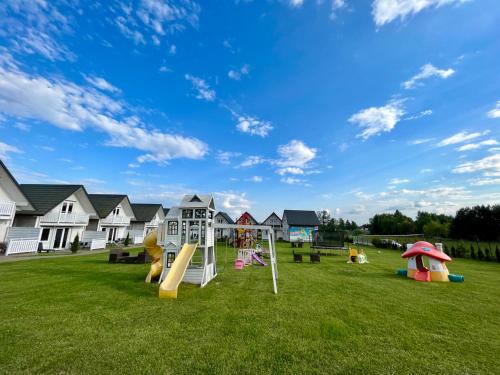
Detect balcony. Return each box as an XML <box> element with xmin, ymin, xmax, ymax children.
<box><xmin>101</xmin><ymin>215</ymin><xmax>130</xmax><ymax>225</ymax></box>
<box><xmin>40</xmin><ymin>212</ymin><xmax>90</xmax><ymax>225</ymax></box>
<box><xmin>0</xmin><ymin>201</ymin><xmax>16</xmax><ymax>219</ymax></box>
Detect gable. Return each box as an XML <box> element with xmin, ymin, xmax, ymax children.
<box><xmin>0</xmin><ymin>160</ymin><xmax>34</xmax><ymax>211</ymax></box>
<box><xmin>19</xmin><ymin>184</ymin><xmax>84</xmax><ymax>215</ymax></box>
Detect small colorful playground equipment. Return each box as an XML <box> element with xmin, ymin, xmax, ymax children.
<box><xmin>397</xmin><ymin>241</ymin><xmax>464</xmax><ymax>283</ymax></box>
<box><xmin>347</xmin><ymin>246</ymin><xmax>368</xmax><ymax>264</ymax></box>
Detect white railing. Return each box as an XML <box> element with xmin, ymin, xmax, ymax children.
<box><xmin>101</xmin><ymin>216</ymin><xmax>130</xmax><ymax>225</ymax></box>
<box><xmin>90</xmin><ymin>239</ymin><xmax>106</xmax><ymax>250</ymax></box>
<box><xmin>6</xmin><ymin>238</ymin><xmax>40</xmax><ymax>255</ymax></box>
<box><xmin>40</xmin><ymin>212</ymin><xmax>90</xmax><ymax>225</ymax></box>
<box><xmin>0</xmin><ymin>201</ymin><xmax>16</xmax><ymax>218</ymax></box>
<box><xmin>133</xmin><ymin>235</ymin><xmax>144</xmax><ymax>245</ymax></box>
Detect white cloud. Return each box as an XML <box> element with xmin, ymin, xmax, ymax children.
<box><xmin>405</xmin><ymin>109</ymin><xmax>433</xmax><ymax>120</ymax></box>
<box><xmin>240</xmin><ymin>155</ymin><xmax>266</xmax><ymax>167</ymax></box>
<box><xmin>276</xmin><ymin>140</ymin><xmax>317</xmax><ymax>168</ymax></box>
<box><xmin>457</xmin><ymin>139</ymin><xmax>498</xmax><ymax>152</ymax></box>
<box><xmin>452</xmin><ymin>154</ymin><xmax>500</xmax><ymax>175</ymax></box>
<box><xmin>216</xmin><ymin>151</ymin><xmax>241</xmax><ymax>165</ymax></box>
<box><xmin>41</xmin><ymin>146</ymin><xmax>55</xmax><ymax>152</ymax></box>
<box><xmin>228</xmin><ymin>64</ymin><xmax>250</xmax><ymax>81</ymax></box>
<box><xmin>84</xmin><ymin>75</ymin><xmax>121</xmax><ymax>94</ymax></box>
<box><xmin>214</xmin><ymin>191</ymin><xmax>251</xmax><ymax>218</ymax></box>
<box><xmin>372</xmin><ymin>0</ymin><xmax>470</xmax><ymax>26</ymax></box>
<box><xmin>236</xmin><ymin>115</ymin><xmax>273</xmax><ymax>137</ymax></box>
<box><xmin>330</xmin><ymin>0</ymin><xmax>348</xmax><ymax>19</ymax></box>
<box><xmin>114</xmin><ymin>0</ymin><xmax>200</xmax><ymax>45</ymax></box>
<box><xmin>14</xmin><ymin>122</ymin><xmax>30</xmax><ymax>131</ymax></box>
<box><xmin>276</xmin><ymin>167</ymin><xmax>304</xmax><ymax>175</ymax></box>
<box><xmin>249</xmin><ymin>176</ymin><xmax>263</xmax><ymax>182</ymax></box>
<box><xmin>420</xmin><ymin>168</ymin><xmax>433</xmax><ymax>173</ymax></box>
<box><xmin>185</xmin><ymin>74</ymin><xmax>216</xmax><ymax>101</ymax></box>
<box><xmin>159</xmin><ymin>66</ymin><xmax>171</xmax><ymax>73</ymax></box>
<box><xmin>402</xmin><ymin>64</ymin><xmax>455</xmax><ymax>89</ymax></box>
<box><xmin>409</xmin><ymin>138</ymin><xmax>433</xmax><ymax>145</ymax></box>
<box><xmin>487</xmin><ymin>101</ymin><xmax>500</xmax><ymax>118</ymax></box>
<box><xmin>280</xmin><ymin>176</ymin><xmax>303</xmax><ymax>185</ymax></box>
<box><xmin>0</xmin><ymin>141</ymin><xmax>23</xmax><ymax>159</ymax></box>
<box><xmin>169</xmin><ymin>44</ymin><xmax>177</xmax><ymax>55</ymax></box>
<box><xmin>0</xmin><ymin>56</ymin><xmax>208</xmax><ymax>164</ymax></box>
<box><xmin>289</xmin><ymin>0</ymin><xmax>305</xmax><ymax>7</ymax></box>
<box><xmin>349</xmin><ymin>99</ymin><xmax>405</xmax><ymax>140</ymax></box>
<box><xmin>338</xmin><ymin>142</ymin><xmax>349</xmax><ymax>152</ymax></box>
<box><xmin>437</xmin><ymin>130</ymin><xmax>489</xmax><ymax>147</ymax></box>
<box><xmin>469</xmin><ymin>178</ymin><xmax>500</xmax><ymax>186</ymax></box>
<box><xmin>389</xmin><ymin>178</ymin><xmax>409</xmax><ymax>185</ymax></box>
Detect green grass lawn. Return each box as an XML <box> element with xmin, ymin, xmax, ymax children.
<box><xmin>1</xmin><ymin>243</ymin><xmax>499</xmax><ymax>374</ymax></box>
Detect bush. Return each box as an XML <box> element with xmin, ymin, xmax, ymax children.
<box><xmin>456</xmin><ymin>243</ymin><xmax>466</xmax><ymax>258</ymax></box>
<box><xmin>124</xmin><ymin>232</ymin><xmax>131</xmax><ymax>246</ymax></box>
<box><xmin>451</xmin><ymin>246</ymin><xmax>456</xmax><ymax>258</ymax></box>
<box><xmin>0</xmin><ymin>242</ymin><xmax>6</xmax><ymax>254</ymax></box>
<box><xmin>485</xmin><ymin>248</ymin><xmax>492</xmax><ymax>262</ymax></box>
<box><xmin>496</xmin><ymin>246</ymin><xmax>500</xmax><ymax>263</ymax></box>
<box><xmin>477</xmin><ymin>247</ymin><xmax>484</xmax><ymax>261</ymax></box>
<box><xmin>71</xmin><ymin>234</ymin><xmax>80</xmax><ymax>253</ymax></box>
<box><xmin>470</xmin><ymin>244</ymin><xmax>476</xmax><ymax>259</ymax></box>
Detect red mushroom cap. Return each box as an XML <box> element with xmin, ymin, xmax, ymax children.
<box><xmin>401</xmin><ymin>241</ymin><xmax>451</xmax><ymax>262</ymax></box>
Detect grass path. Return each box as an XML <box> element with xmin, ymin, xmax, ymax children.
<box><xmin>0</xmin><ymin>243</ymin><xmax>499</xmax><ymax>374</ymax></box>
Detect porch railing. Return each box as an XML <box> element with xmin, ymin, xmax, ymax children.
<box><xmin>40</xmin><ymin>212</ymin><xmax>90</xmax><ymax>225</ymax></box>
<box><xmin>0</xmin><ymin>201</ymin><xmax>16</xmax><ymax>218</ymax></box>
<box><xmin>6</xmin><ymin>238</ymin><xmax>40</xmax><ymax>256</ymax></box>
<box><xmin>101</xmin><ymin>216</ymin><xmax>130</xmax><ymax>225</ymax></box>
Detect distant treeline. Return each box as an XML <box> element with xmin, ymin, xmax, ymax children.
<box><xmin>368</xmin><ymin>205</ymin><xmax>500</xmax><ymax>241</ymax></box>
<box><xmin>317</xmin><ymin>205</ymin><xmax>500</xmax><ymax>242</ymax></box>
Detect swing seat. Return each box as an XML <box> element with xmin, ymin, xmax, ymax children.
<box><xmin>234</xmin><ymin>259</ymin><xmax>245</xmax><ymax>270</ymax></box>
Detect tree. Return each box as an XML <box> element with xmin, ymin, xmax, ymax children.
<box><xmin>71</xmin><ymin>234</ymin><xmax>80</xmax><ymax>253</ymax></box>
<box><xmin>470</xmin><ymin>244</ymin><xmax>476</xmax><ymax>259</ymax></box>
<box><xmin>423</xmin><ymin>220</ymin><xmax>450</xmax><ymax>238</ymax></box>
<box><xmin>496</xmin><ymin>246</ymin><xmax>500</xmax><ymax>263</ymax></box>
<box><xmin>451</xmin><ymin>246</ymin><xmax>456</xmax><ymax>258</ymax></box>
<box><xmin>124</xmin><ymin>232</ymin><xmax>131</xmax><ymax>247</ymax></box>
<box><xmin>477</xmin><ymin>247</ymin><xmax>484</xmax><ymax>260</ymax></box>
<box><xmin>369</xmin><ymin>210</ymin><xmax>416</xmax><ymax>235</ymax></box>
<box><xmin>450</xmin><ymin>205</ymin><xmax>500</xmax><ymax>241</ymax></box>
<box><xmin>485</xmin><ymin>248</ymin><xmax>492</xmax><ymax>262</ymax></box>
<box><xmin>316</xmin><ymin>210</ymin><xmax>331</xmax><ymax>228</ymax></box>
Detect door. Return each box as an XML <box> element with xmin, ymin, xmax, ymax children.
<box><xmin>107</xmin><ymin>228</ymin><xmax>113</xmax><ymax>241</ymax></box>
<box><xmin>53</xmin><ymin>228</ymin><xmax>69</xmax><ymax>249</ymax></box>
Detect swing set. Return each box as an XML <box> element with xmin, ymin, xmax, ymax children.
<box><xmin>214</xmin><ymin>223</ymin><xmax>278</xmax><ymax>294</ymax></box>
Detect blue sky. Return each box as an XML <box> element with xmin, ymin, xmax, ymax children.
<box><xmin>0</xmin><ymin>0</ymin><xmax>499</xmax><ymax>223</ymax></box>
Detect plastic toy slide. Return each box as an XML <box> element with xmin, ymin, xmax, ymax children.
<box><xmin>252</xmin><ymin>253</ymin><xmax>268</xmax><ymax>266</ymax></box>
<box><xmin>144</xmin><ymin>230</ymin><xmax>163</xmax><ymax>283</ymax></box>
<box><xmin>159</xmin><ymin>243</ymin><xmax>198</xmax><ymax>299</ymax></box>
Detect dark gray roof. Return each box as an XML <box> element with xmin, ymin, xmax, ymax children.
<box><xmin>163</xmin><ymin>208</ymin><xmax>170</xmax><ymax>216</ymax></box>
<box><xmin>131</xmin><ymin>203</ymin><xmax>162</xmax><ymax>222</ymax></box>
<box><xmin>283</xmin><ymin>210</ymin><xmax>320</xmax><ymax>226</ymax></box>
<box><xmin>216</xmin><ymin>211</ymin><xmax>235</xmax><ymax>224</ymax></box>
<box><xmin>88</xmin><ymin>194</ymin><xmax>129</xmax><ymax>218</ymax></box>
<box><xmin>19</xmin><ymin>184</ymin><xmax>86</xmax><ymax>215</ymax></box>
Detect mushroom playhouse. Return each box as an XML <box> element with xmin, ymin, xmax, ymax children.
<box><xmin>398</xmin><ymin>241</ymin><xmax>464</xmax><ymax>283</ymax></box>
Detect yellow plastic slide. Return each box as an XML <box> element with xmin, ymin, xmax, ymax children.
<box><xmin>143</xmin><ymin>230</ymin><xmax>164</xmax><ymax>283</ymax></box>
<box><xmin>159</xmin><ymin>243</ymin><xmax>198</xmax><ymax>299</ymax></box>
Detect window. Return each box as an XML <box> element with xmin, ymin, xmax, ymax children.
<box><xmin>209</xmin><ymin>211</ymin><xmax>213</xmax><ymax>219</ymax></box>
<box><xmin>182</xmin><ymin>209</ymin><xmax>193</xmax><ymax>219</ymax></box>
<box><xmin>41</xmin><ymin>228</ymin><xmax>50</xmax><ymax>241</ymax></box>
<box><xmin>113</xmin><ymin>208</ymin><xmax>120</xmax><ymax>216</ymax></box>
<box><xmin>61</xmin><ymin>202</ymin><xmax>73</xmax><ymax>214</ymax></box>
<box><xmin>167</xmin><ymin>221</ymin><xmax>178</xmax><ymax>235</ymax></box>
<box><xmin>195</xmin><ymin>209</ymin><xmax>206</xmax><ymax>219</ymax></box>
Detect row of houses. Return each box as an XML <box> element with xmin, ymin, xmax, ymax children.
<box><xmin>0</xmin><ymin>160</ymin><xmax>166</xmax><ymax>254</ymax></box>
<box><xmin>215</xmin><ymin>210</ymin><xmax>320</xmax><ymax>242</ymax></box>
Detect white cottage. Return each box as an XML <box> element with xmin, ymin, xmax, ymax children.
<box><xmin>0</xmin><ymin>160</ymin><xmax>36</xmax><ymax>247</ymax></box>
<box><xmin>214</xmin><ymin>211</ymin><xmax>235</xmax><ymax>240</ymax></box>
<box><xmin>261</xmin><ymin>212</ymin><xmax>284</xmax><ymax>240</ymax></box>
<box><xmin>129</xmin><ymin>203</ymin><xmax>165</xmax><ymax>244</ymax></box>
<box><xmin>158</xmin><ymin>194</ymin><xmax>216</xmax><ymax>287</ymax></box>
<box><xmin>16</xmin><ymin>184</ymin><xmax>97</xmax><ymax>251</ymax></box>
<box><xmin>87</xmin><ymin>194</ymin><xmax>135</xmax><ymax>242</ymax></box>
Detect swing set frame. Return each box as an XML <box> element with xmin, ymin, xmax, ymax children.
<box><xmin>214</xmin><ymin>223</ymin><xmax>278</xmax><ymax>294</ymax></box>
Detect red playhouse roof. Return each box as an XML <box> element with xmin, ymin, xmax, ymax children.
<box><xmin>401</xmin><ymin>241</ymin><xmax>452</xmax><ymax>262</ymax></box>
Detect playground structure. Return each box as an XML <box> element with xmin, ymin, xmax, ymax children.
<box><xmin>398</xmin><ymin>241</ymin><xmax>464</xmax><ymax>282</ymax></box>
<box><xmin>347</xmin><ymin>246</ymin><xmax>368</xmax><ymax>264</ymax></box>
<box><xmin>143</xmin><ymin>194</ymin><xmax>278</xmax><ymax>298</ymax></box>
